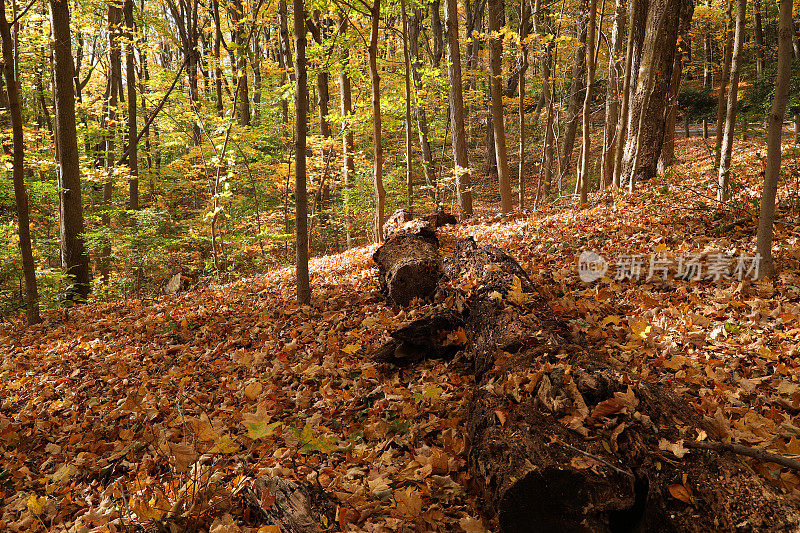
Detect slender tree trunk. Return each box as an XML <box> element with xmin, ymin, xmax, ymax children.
<box><xmin>542</xmin><ymin>44</ymin><xmax>555</xmax><ymax>197</ymax></box>
<box><xmin>124</xmin><ymin>0</ymin><xmax>138</xmax><ymax>210</ymax></box>
<box><xmin>756</xmin><ymin>0</ymin><xmax>792</xmax><ymax>278</ymax></box>
<box><xmin>718</xmin><ymin>0</ymin><xmax>745</xmax><ymax>204</ymax></box>
<box><xmin>430</xmin><ymin>0</ymin><xmax>443</xmax><ymax>68</ymax></box>
<box><xmin>278</xmin><ymin>0</ymin><xmax>294</xmax><ymax>81</ymax></box>
<box><xmin>400</xmin><ymin>0</ymin><xmax>414</xmax><ymax>210</ymax></box>
<box><xmin>252</xmin><ymin>30</ymin><xmax>262</xmax><ymax>124</ymax></box>
<box><xmin>368</xmin><ymin>0</ymin><xmax>385</xmax><ymax>240</ymax></box>
<box><xmin>579</xmin><ymin>0</ymin><xmax>598</xmax><ymax>203</ymax></box>
<box><xmin>294</xmin><ymin>0</ymin><xmax>310</xmax><ymax>303</ymax></box>
<box><xmin>560</xmin><ymin>0</ymin><xmax>588</xmax><ymax>180</ymax></box>
<box><xmin>753</xmin><ymin>0</ymin><xmax>765</xmax><ymax>78</ymax></box>
<box><xmin>488</xmin><ymin>0</ymin><xmax>512</xmax><ymax>213</ymax></box>
<box><xmin>1</xmin><ymin>3</ymin><xmax>40</xmax><ymax>324</ymax></box>
<box><xmin>445</xmin><ymin>0</ymin><xmax>473</xmax><ymax>216</ymax></box>
<box><xmin>409</xmin><ymin>11</ymin><xmax>436</xmax><ymax>202</ymax></box>
<box><xmin>101</xmin><ymin>3</ymin><xmax>122</xmax><ymax>284</ymax></box>
<box><xmin>212</xmin><ymin>0</ymin><xmax>224</xmax><ymax>115</ymax></box>
<box><xmin>518</xmin><ymin>0</ymin><xmax>530</xmax><ymax>208</ymax></box>
<box><xmin>602</xmin><ymin>0</ymin><xmax>624</xmax><ymax>188</ymax></box>
<box><xmin>338</xmin><ymin>17</ymin><xmax>355</xmax><ymax>248</ymax></box>
<box><xmin>229</xmin><ymin>0</ymin><xmax>250</xmax><ymax>126</ymax></box>
<box><xmin>532</xmin><ymin>0</ymin><xmax>550</xmax><ymax>119</ymax></box>
<box><xmin>703</xmin><ymin>0</ymin><xmax>712</xmax><ymax>89</ymax></box>
<box><xmin>714</xmin><ymin>0</ymin><xmax>733</xmax><ymax>167</ymax></box>
<box><xmin>612</xmin><ymin>0</ymin><xmax>638</xmax><ymax>189</ymax></box>
<box><xmin>50</xmin><ymin>0</ymin><xmax>90</xmax><ymax>302</ymax></box>
<box><xmin>658</xmin><ymin>43</ymin><xmax>682</xmax><ymax>173</ymax></box>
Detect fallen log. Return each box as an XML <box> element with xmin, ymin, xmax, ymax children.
<box><xmin>377</xmin><ymin>236</ymin><xmax>800</xmax><ymax>531</ymax></box>
<box><xmin>382</xmin><ymin>208</ymin><xmax>414</xmax><ymax>239</ymax></box>
<box><xmin>240</xmin><ymin>476</ymin><xmax>336</xmax><ymax>533</ymax></box>
<box><xmin>372</xmin><ymin>225</ymin><xmax>441</xmax><ymax>306</ymax></box>
<box><xmin>451</xmin><ymin>237</ymin><xmax>800</xmax><ymax>532</ymax></box>
<box><xmin>371</xmin><ymin>311</ymin><xmax>464</xmax><ymax>365</ymax></box>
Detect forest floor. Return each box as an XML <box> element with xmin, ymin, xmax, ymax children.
<box><xmin>2</xmin><ymin>136</ymin><xmax>800</xmax><ymax>532</ymax></box>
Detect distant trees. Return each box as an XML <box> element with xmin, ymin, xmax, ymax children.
<box><xmin>1</xmin><ymin>1</ymin><xmax>40</xmax><ymax>324</ymax></box>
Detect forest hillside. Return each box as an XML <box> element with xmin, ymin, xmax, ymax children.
<box><xmin>3</xmin><ymin>135</ymin><xmax>800</xmax><ymax>531</ymax></box>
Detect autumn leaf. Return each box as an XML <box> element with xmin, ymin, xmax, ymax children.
<box><xmin>26</xmin><ymin>494</ymin><xmax>47</xmax><ymax>516</ymax></box>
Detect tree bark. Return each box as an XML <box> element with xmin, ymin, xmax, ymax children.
<box><xmin>430</xmin><ymin>0</ymin><xmax>443</xmax><ymax>68</ymax></box>
<box><xmin>756</xmin><ymin>0</ymin><xmax>793</xmax><ymax>279</ymax></box>
<box><xmin>368</xmin><ymin>0</ymin><xmax>386</xmax><ymax>241</ymax></box>
<box><xmin>445</xmin><ymin>0</ymin><xmax>474</xmax><ymax>217</ymax></box>
<box><xmin>409</xmin><ymin>11</ymin><xmax>436</xmax><ymax>204</ymax></box>
<box><xmin>611</xmin><ymin>0</ymin><xmax>639</xmax><ymax>189</ymax></box>
<box><xmin>518</xmin><ymin>0</ymin><xmax>531</xmax><ymax>208</ymax></box>
<box><xmin>623</xmin><ymin>0</ymin><xmax>692</xmax><ymax>189</ymax></box>
<box><xmin>229</xmin><ymin>0</ymin><xmax>250</xmax><ymax>126</ymax></box>
<box><xmin>294</xmin><ymin>0</ymin><xmax>310</xmax><ymax>303</ymax></box>
<box><xmin>1</xmin><ymin>1</ymin><xmax>40</xmax><ymax>324</ymax></box>
<box><xmin>753</xmin><ymin>0</ymin><xmax>765</xmax><ymax>78</ymax></box>
<box><xmin>560</xmin><ymin>0</ymin><xmax>588</xmax><ymax>181</ymax></box>
<box><xmin>400</xmin><ymin>0</ymin><xmax>414</xmax><ymax>210</ymax></box>
<box><xmin>602</xmin><ymin>0</ymin><xmax>624</xmax><ymax>188</ymax></box>
<box><xmin>339</xmin><ymin>16</ymin><xmax>355</xmax><ymax>249</ymax></box>
<box><xmin>658</xmin><ymin>41</ymin><xmax>683</xmax><ymax>174</ymax></box>
<box><xmin>124</xmin><ymin>0</ymin><xmax>138</xmax><ymax>210</ymax></box>
<box><xmin>578</xmin><ymin>0</ymin><xmax>598</xmax><ymax>203</ymax></box>
<box><xmin>50</xmin><ymin>0</ymin><xmax>91</xmax><ymax>302</ymax></box>
<box><xmin>714</xmin><ymin>0</ymin><xmax>733</xmax><ymax>167</ymax></box>
<box><xmin>717</xmin><ymin>0</ymin><xmax>745</xmax><ymax>204</ymax></box>
<box><xmin>373</xmin><ymin>225</ymin><xmax>441</xmax><ymax>306</ymax></box>
<box><xmin>488</xmin><ymin>0</ymin><xmax>512</xmax><ymax>213</ymax></box>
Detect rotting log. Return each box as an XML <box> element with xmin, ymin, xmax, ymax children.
<box><xmin>451</xmin><ymin>237</ymin><xmax>800</xmax><ymax>532</ymax></box>
<box><xmin>376</xmin><ymin>236</ymin><xmax>800</xmax><ymax>531</ymax></box>
<box><xmin>371</xmin><ymin>311</ymin><xmax>464</xmax><ymax>365</ymax></box>
<box><xmin>372</xmin><ymin>225</ymin><xmax>441</xmax><ymax>306</ymax></box>
<box><xmin>240</xmin><ymin>476</ymin><xmax>336</xmax><ymax>533</ymax></box>
<box><xmin>383</xmin><ymin>208</ymin><xmax>414</xmax><ymax>239</ymax></box>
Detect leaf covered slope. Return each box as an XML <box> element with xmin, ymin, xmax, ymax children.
<box><xmin>3</xmin><ymin>138</ymin><xmax>800</xmax><ymax>531</ymax></box>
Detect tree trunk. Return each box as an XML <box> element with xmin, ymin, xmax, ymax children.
<box><xmin>611</xmin><ymin>0</ymin><xmax>639</xmax><ymax>189</ymax></box>
<box><xmin>518</xmin><ymin>0</ymin><xmax>530</xmax><ymax>208</ymax></box>
<box><xmin>579</xmin><ymin>0</ymin><xmax>598</xmax><ymax>203</ymax></box>
<box><xmin>658</xmin><ymin>43</ymin><xmax>683</xmax><ymax>174</ymax></box>
<box><xmin>124</xmin><ymin>0</ymin><xmax>138</xmax><ymax>211</ymax></box>
<box><xmin>368</xmin><ymin>0</ymin><xmax>386</xmax><ymax>241</ymax></box>
<box><xmin>717</xmin><ymin>0</ymin><xmax>745</xmax><ymax>204</ymax></box>
<box><xmin>50</xmin><ymin>0</ymin><xmax>91</xmax><ymax>302</ymax></box>
<box><xmin>278</xmin><ymin>0</ymin><xmax>294</xmax><ymax>82</ymax></box>
<box><xmin>703</xmin><ymin>0</ymin><xmax>712</xmax><ymax>89</ymax></box>
<box><xmin>623</xmin><ymin>0</ymin><xmax>692</xmax><ymax>190</ymax></box>
<box><xmin>756</xmin><ymin>0</ymin><xmax>792</xmax><ymax>279</ymax></box>
<box><xmin>445</xmin><ymin>0</ymin><xmax>474</xmax><ymax>217</ymax></box>
<box><xmin>339</xmin><ymin>16</ymin><xmax>355</xmax><ymax>249</ymax></box>
<box><xmin>488</xmin><ymin>0</ymin><xmax>512</xmax><ymax>213</ymax></box>
<box><xmin>430</xmin><ymin>0</ymin><xmax>443</xmax><ymax>68</ymax></box>
<box><xmin>714</xmin><ymin>0</ymin><xmax>733</xmax><ymax>167</ymax></box>
<box><xmin>229</xmin><ymin>0</ymin><xmax>250</xmax><ymax>126</ymax></box>
<box><xmin>1</xmin><ymin>2</ymin><xmax>40</xmax><ymax>324</ymax></box>
<box><xmin>212</xmin><ymin>0</ymin><xmax>224</xmax><ymax>115</ymax></box>
<box><xmin>602</xmin><ymin>0</ymin><xmax>624</xmax><ymax>188</ymax></box>
<box><xmin>409</xmin><ymin>11</ymin><xmax>436</xmax><ymax>204</ymax></box>
<box><xmin>294</xmin><ymin>0</ymin><xmax>310</xmax><ymax>304</ymax></box>
<box><xmin>101</xmin><ymin>2</ymin><xmax>122</xmax><ymax>284</ymax></box>
<box><xmin>400</xmin><ymin>0</ymin><xmax>414</xmax><ymax>210</ymax></box>
<box><xmin>753</xmin><ymin>0</ymin><xmax>765</xmax><ymax>78</ymax></box>
<box><xmin>560</xmin><ymin>0</ymin><xmax>588</xmax><ymax>181</ymax></box>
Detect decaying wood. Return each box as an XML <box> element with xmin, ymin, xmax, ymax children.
<box><xmin>241</xmin><ymin>476</ymin><xmax>336</xmax><ymax>533</ymax></box>
<box><xmin>372</xmin><ymin>226</ymin><xmax>441</xmax><ymax>306</ymax></box>
<box><xmin>372</xmin><ymin>311</ymin><xmax>464</xmax><ymax>364</ymax></box>
<box><xmin>376</xmin><ymin>236</ymin><xmax>800</xmax><ymax>531</ymax></box>
<box><xmin>382</xmin><ymin>208</ymin><xmax>414</xmax><ymax>239</ymax></box>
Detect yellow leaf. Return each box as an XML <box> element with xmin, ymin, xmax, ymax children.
<box><xmin>342</xmin><ymin>343</ymin><xmax>360</xmax><ymax>354</ymax></box>
<box><xmin>244</xmin><ymin>381</ymin><xmax>263</xmax><ymax>400</ymax></box>
<box><xmin>257</xmin><ymin>526</ymin><xmax>282</xmax><ymax>533</ymax></box>
<box><xmin>600</xmin><ymin>315</ymin><xmax>622</xmax><ymax>327</ymax></box>
<box><xmin>27</xmin><ymin>494</ymin><xmax>47</xmax><ymax>515</ymax></box>
<box><xmin>210</xmin><ymin>433</ymin><xmax>240</xmax><ymax>454</ymax></box>
<box><xmin>630</xmin><ymin>318</ymin><xmax>651</xmax><ymax>339</ymax></box>
<box><xmin>394</xmin><ymin>486</ymin><xmax>423</xmax><ymax>517</ymax></box>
